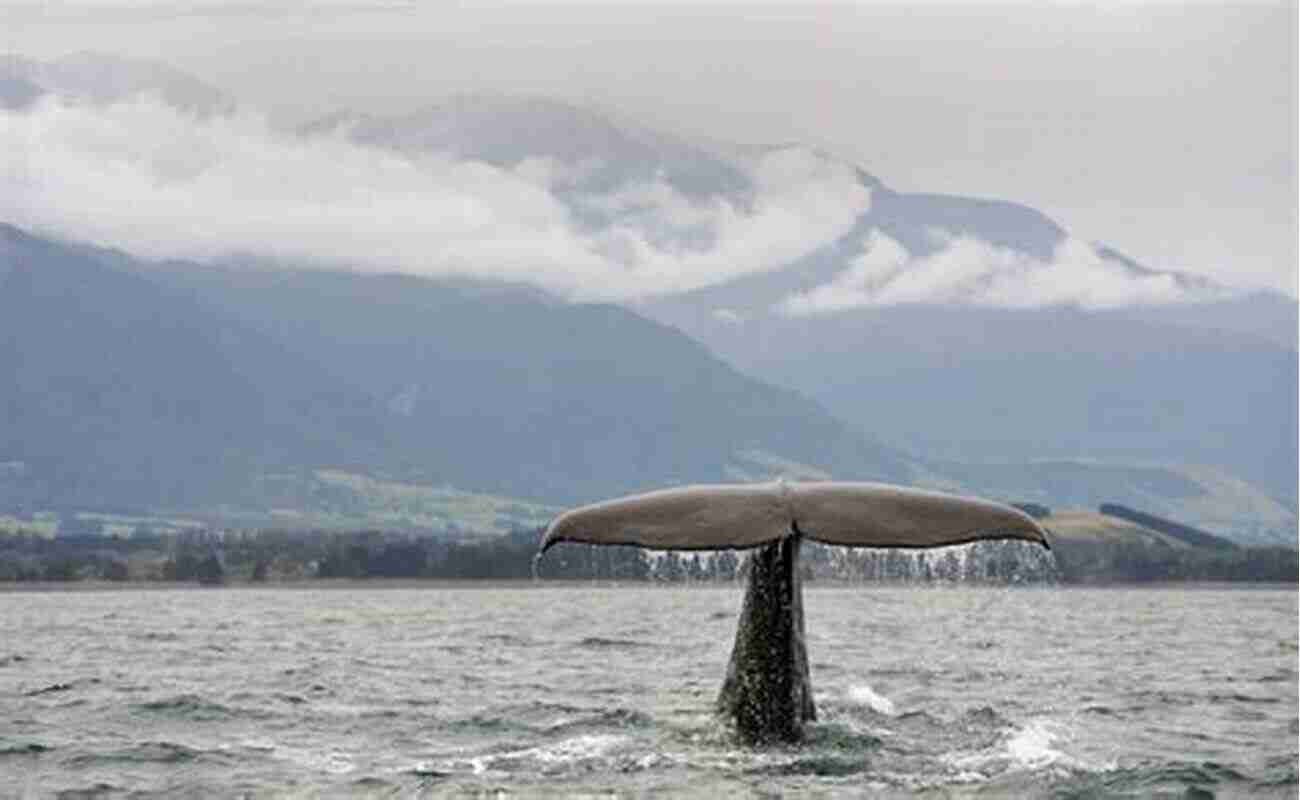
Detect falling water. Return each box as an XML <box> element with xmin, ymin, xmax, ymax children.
<box><xmin>539</xmin><ymin>538</ymin><xmax>1058</xmax><ymax>585</ymax></box>
<box><xmin>809</xmin><ymin>540</ymin><xmax>1060</xmax><ymax>585</ymax></box>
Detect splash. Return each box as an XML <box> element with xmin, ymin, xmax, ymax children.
<box><xmin>947</xmin><ymin>718</ymin><xmax>1111</xmax><ymax>777</ymax></box>
<box><xmin>847</xmin><ymin>685</ymin><xmax>897</xmax><ymax>716</ymax></box>
<box><xmin>1003</xmin><ymin>719</ymin><xmax>1067</xmax><ymax>770</ymax></box>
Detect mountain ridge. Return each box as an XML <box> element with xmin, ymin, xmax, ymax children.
<box><xmin>0</xmin><ymin>223</ymin><xmax>918</xmax><ymax>514</ymax></box>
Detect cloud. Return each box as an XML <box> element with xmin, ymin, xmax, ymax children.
<box><xmin>0</xmin><ymin>95</ymin><xmax>869</xmax><ymax>300</ymax></box>
<box><xmin>778</xmin><ymin>229</ymin><xmax>1224</xmax><ymax>316</ymax></box>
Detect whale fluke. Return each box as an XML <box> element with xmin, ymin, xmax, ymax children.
<box><xmin>790</xmin><ymin>482</ymin><xmax>1048</xmax><ymax>549</ymax></box>
<box><xmin>536</xmin><ymin>480</ymin><xmax>1051</xmax><ymax>745</ymax></box>
<box><xmin>540</xmin><ymin>482</ymin><xmax>789</xmax><ymax>553</ymax></box>
<box><xmin>540</xmin><ymin>480</ymin><xmax>1048</xmax><ymax>553</ymax></box>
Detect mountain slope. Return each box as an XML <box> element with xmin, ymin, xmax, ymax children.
<box><xmin>0</xmin><ymin>224</ymin><xmax>394</xmax><ymax>511</ymax></box>
<box><xmin>0</xmin><ymin>224</ymin><xmax>917</xmax><ymax>517</ymax></box>
<box><xmin>139</xmin><ymin>259</ymin><xmax>917</xmax><ymax>504</ymax></box>
<box><xmin>645</xmin><ymin>300</ymin><xmax>1297</xmax><ymax>512</ymax></box>
<box><xmin>914</xmin><ymin>458</ymin><xmax>1294</xmax><ymax>547</ymax></box>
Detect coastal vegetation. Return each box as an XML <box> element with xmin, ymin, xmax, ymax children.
<box><xmin>0</xmin><ymin>504</ymin><xmax>1293</xmax><ymax>585</ymax></box>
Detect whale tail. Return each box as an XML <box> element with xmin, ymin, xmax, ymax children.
<box><xmin>536</xmin><ymin>480</ymin><xmax>1050</xmax><ymax>745</ymax></box>
<box><xmin>539</xmin><ymin>480</ymin><xmax>1049</xmax><ymax>554</ymax></box>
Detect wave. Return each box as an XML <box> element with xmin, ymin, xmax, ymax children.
<box><xmin>575</xmin><ymin>636</ymin><xmax>654</xmax><ymax>650</ymax></box>
<box><xmin>446</xmin><ymin>702</ymin><xmax>654</xmax><ymax>739</ymax></box>
<box><xmin>132</xmin><ymin>693</ymin><xmax>242</xmax><ymax>721</ymax></box>
<box><xmin>1206</xmin><ymin>692</ymin><xmax>1283</xmax><ymax>704</ymax></box>
<box><xmin>63</xmin><ymin>740</ymin><xmax>235</xmax><ymax>767</ymax></box>
<box><xmin>801</xmin><ymin>722</ymin><xmax>886</xmax><ymax>752</ymax></box>
<box><xmin>432</xmin><ymin>733</ymin><xmax>634</xmax><ymax>777</ymax></box>
<box><xmin>544</xmin><ymin>707</ymin><xmax>655</xmax><ymax>734</ymax></box>
<box><xmin>22</xmin><ymin>678</ymin><xmax>100</xmax><ymax>697</ymax></box>
<box><xmin>480</xmin><ymin>633</ymin><xmax>536</xmax><ymax>647</ymax></box>
<box><xmin>41</xmin><ymin>781</ymin><xmax>121</xmax><ymax>798</ymax></box>
<box><xmin>746</xmin><ymin>753</ymin><xmax>873</xmax><ymax>777</ymax></box>
<box><xmin>1058</xmin><ymin>760</ymin><xmax>1259</xmax><ymax>797</ymax></box>
<box><xmin>0</xmin><ymin>740</ymin><xmax>51</xmax><ymax>757</ymax></box>
<box><xmin>1256</xmin><ymin>667</ymin><xmax>1297</xmax><ymax>683</ymax></box>
<box><xmin>1257</xmin><ymin>754</ymin><xmax>1300</xmax><ymax>787</ymax></box>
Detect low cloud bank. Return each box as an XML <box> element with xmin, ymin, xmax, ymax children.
<box><xmin>0</xmin><ymin>96</ymin><xmax>869</xmax><ymax>300</ymax></box>
<box><xmin>778</xmin><ymin>230</ymin><xmax>1223</xmax><ymax>316</ymax></box>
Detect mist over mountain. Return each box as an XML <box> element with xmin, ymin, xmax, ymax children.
<box><xmin>0</xmin><ymin>51</ymin><xmax>234</xmax><ymax>116</ymax></box>
<box><xmin>299</xmin><ymin>94</ymin><xmax>753</xmax><ymax>201</ymax></box>
<box><xmin>5</xmin><ymin>55</ymin><xmax>1247</xmax><ymax>307</ymax></box>
<box><xmin>0</xmin><ymin>53</ymin><xmax>1294</xmax><ymax>543</ymax></box>
<box><xmin>299</xmin><ymin>90</ymin><xmax>1252</xmax><ymax>310</ymax></box>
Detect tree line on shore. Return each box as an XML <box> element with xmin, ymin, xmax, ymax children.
<box><xmin>0</xmin><ymin>519</ymin><xmax>1294</xmax><ymax>585</ymax></box>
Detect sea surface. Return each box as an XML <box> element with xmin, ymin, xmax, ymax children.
<box><xmin>0</xmin><ymin>583</ymin><xmax>1295</xmax><ymax>798</ymax></box>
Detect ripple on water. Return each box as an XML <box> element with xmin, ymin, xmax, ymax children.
<box><xmin>22</xmin><ymin>678</ymin><xmax>99</xmax><ymax>697</ymax></box>
<box><xmin>0</xmin><ymin>740</ymin><xmax>51</xmax><ymax>757</ymax></box>
<box><xmin>1055</xmin><ymin>760</ymin><xmax>1255</xmax><ymax>798</ymax></box>
<box><xmin>745</xmin><ymin>753</ymin><xmax>873</xmax><ymax>777</ymax></box>
<box><xmin>801</xmin><ymin>722</ymin><xmax>886</xmax><ymax>752</ymax></box>
<box><xmin>1258</xmin><ymin>754</ymin><xmax>1300</xmax><ymax>787</ymax></box>
<box><xmin>430</xmin><ymin>733</ymin><xmax>635</xmax><ymax>778</ymax></box>
<box><xmin>543</xmin><ymin>707</ymin><xmax>655</xmax><ymax>734</ymax></box>
<box><xmin>132</xmin><ymin>694</ymin><xmax>243</xmax><ymax>722</ymax></box>
<box><xmin>575</xmin><ymin>636</ymin><xmax>654</xmax><ymax>650</ymax></box>
<box><xmin>0</xmin><ymin>585</ymin><xmax>1291</xmax><ymax>796</ymax></box>
<box><xmin>1207</xmin><ymin>692</ymin><xmax>1282</xmax><ymax>704</ymax></box>
<box><xmin>445</xmin><ymin>701</ymin><xmax>657</xmax><ymax>740</ymax></box>
<box><xmin>63</xmin><ymin>741</ymin><xmax>235</xmax><ymax>768</ymax></box>
<box><xmin>1257</xmin><ymin>667</ymin><xmax>1297</xmax><ymax>683</ymax></box>
<box><xmin>49</xmin><ymin>781</ymin><xmax>122</xmax><ymax>799</ymax></box>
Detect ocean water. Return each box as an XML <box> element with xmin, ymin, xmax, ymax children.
<box><xmin>0</xmin><ymin>583</ymin><xmax>1295</xmax><ymax>798</ymax></box>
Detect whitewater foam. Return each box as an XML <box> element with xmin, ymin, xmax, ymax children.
<box><xmin>847</xmin><ymin>684</ymin><xmax>897</xmax><ymax>716</ymax></box>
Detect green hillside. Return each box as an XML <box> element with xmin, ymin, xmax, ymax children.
<box><xmin>1038</xmin><ymin>509</ymin><xmax>1295</xmax><ymax>583</ymax></box>
<box><xmin>924</xmin><ymin>459</ymin><xmax>1295</xmax><ymax>547</ymax></box>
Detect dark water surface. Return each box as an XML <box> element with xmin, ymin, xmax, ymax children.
<box><xmin>0</xmin><ymin>584</ymin><xmax>1295</xmax><ymax>798</ymax></box>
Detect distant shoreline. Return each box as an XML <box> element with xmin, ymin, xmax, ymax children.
<box><xmin>0</xmin><ymin>578</ymin><xmax>1294</xmax><ymax>593</ymax></box>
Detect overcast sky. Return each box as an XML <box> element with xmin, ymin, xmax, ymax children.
<box><xmin>5</xmin><ymin>1</ymin><xmax>1297</xmax><ymax>295</ymax></box>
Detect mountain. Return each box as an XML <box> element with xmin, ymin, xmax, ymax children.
<box><xmin>329</xmin><ymin>99</ymin><xmax>1286</xmax><ymax>515</ymax></box>
<box><xmin>466</xmin><ymin>100</ymin><xmax>1299</xmax><ymax>518</ymax></box>
<box><xmin>645</xmin><ymin>299</ymin><xmax>1298</xmax><ymax>510</ymax></box>
<box><xmin>136</xmin><ymin>257</ymin><xmax>917</xmax><ymax>504</ymax></box>
<box><xmin>0</xmin><ymin>224</ymin><xmax>397</xmax><ymax>511</ymax></box>
<box><xmin>0</xmin><ymin>224</ymin><xmax>916</xmax><ymax>520</ymax></box>
<box><xmin>1</xmin><ymin>61</ymin><xmax>1293</xmax><ymax>542</ymax></box>
<box><xmin>914</xmin><ymin>458</ymin><xmax>1295</xmax><ymax>548</ymax></box>
<box><xmin>298</xmin><ymin>94</ymin><xmax>752</xmax><ymax>200</ymax></box>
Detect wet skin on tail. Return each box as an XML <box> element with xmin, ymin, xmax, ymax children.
<box><xmin>537</xmin><ymin>480</ymin><xmax>1050</xmax><ymax>745</ymax></box>
<box><xmin>716</xmin><ymin>533</ymin><xmax>816</xmax><ymax>743</ymax></box>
